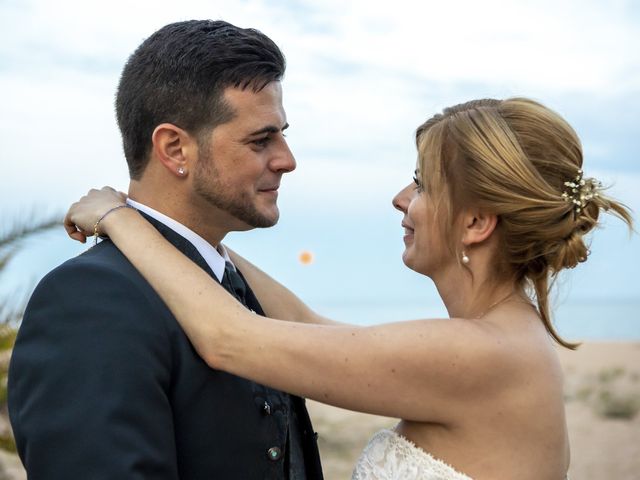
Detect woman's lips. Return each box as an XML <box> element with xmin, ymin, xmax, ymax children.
<box><xmin>402</xmin><ymin>223</ymin><xmax>414</xmax><ymax>242</ymax></box>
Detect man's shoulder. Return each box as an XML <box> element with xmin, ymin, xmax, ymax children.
<box><xmin>42</xmin><ymin>240</ymin><xmax>141</xmax><ymax>287</ymax></box>
<box><xmin>22</xmin><ymin>240</ymin><xmax>174</xmax><ymax>331</ymax></box>
<box><xmin>27</xmin><ymin>240</ymin><xmax>156</xmax><ymax>313</ymax></box>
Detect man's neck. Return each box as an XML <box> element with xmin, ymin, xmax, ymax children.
<box><xmin>128</xmin><ymin>185</ymin><xmax>230</xmax><ymax>247</ymax></box>
<box><xmin>126</xmin><ymin>198</ymin><xmax>233</xmax><ymax>282</ymax></box>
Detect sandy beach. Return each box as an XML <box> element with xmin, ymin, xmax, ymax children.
<box><xmin>1</xmin><ymin>341</ymin><xmax>638</xmax><ymax>479</ymax></box>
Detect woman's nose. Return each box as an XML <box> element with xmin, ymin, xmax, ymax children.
<box><xmin>392</xmin><ymin>183</ymin><xmax>412</xmax><ymax>213</ymax></box>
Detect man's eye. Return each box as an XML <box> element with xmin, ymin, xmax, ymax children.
<box><xmin>253</xmin><ymin>137</ymin><xmax>270</xmax><ymax>147</ymax></box>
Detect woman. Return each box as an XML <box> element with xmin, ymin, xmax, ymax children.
<box><xmin>65</xmin><ymin>98</ymin><xmax>631</xmax><ymax>479</ymax></box>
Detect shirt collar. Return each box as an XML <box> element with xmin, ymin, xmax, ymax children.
<box><xmin>126</xmin><ymin>198</ymin><xmax>230</xmax><ymax>282</ymax></box>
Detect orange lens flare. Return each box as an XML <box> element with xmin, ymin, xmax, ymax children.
<box><xmin>298</xmin><ymin>251</ymin><xmax>314</xmax><ymax>265</ymax></box>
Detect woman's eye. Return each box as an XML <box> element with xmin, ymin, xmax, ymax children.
<box><xmin>413</xmin><ymin>176</ymin><xmax>424</xmax><ymax>192</ymax></box>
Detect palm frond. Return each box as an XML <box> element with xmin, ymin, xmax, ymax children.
<box><xmin>0</xmin><ymin>212</ymin><xmax>64</xmax><ymax>324</ymax></box>
<box><xmin>0</xmin><ymin>215</ymin><xmax>62</xmax><ymax>251</ymax></box>
<box><xmin>0</xmin><ymin>251</ymin><xmax>14</xmax><ymax>272</ymax></box>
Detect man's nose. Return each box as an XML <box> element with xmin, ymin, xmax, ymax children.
<box><xmin>271</xmin><ymin>141</ymin><xmax>296</xmax><ymax>173</ymax></box>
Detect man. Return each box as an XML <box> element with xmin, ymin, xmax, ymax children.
<box><xmin>8</xmin><ymin>20</ymin><xmax>323</xmax><ymax>479</ymax></box>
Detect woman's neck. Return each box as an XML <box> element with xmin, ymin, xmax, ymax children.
<box><xmin>434</xmin><ymin>267</ymin><xmax>521</xmax><ymax>320</ymax></box>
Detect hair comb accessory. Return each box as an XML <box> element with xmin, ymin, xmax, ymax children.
<box><xmin>561</xmin><ymin>169</ymin><xmax>601</xmax><ymax>216</ymax></box>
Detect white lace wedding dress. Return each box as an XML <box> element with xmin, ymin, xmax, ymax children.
<box><xmin>352</xmin><ymin>429</ymin><xmax>473</xmax><ymax>480</ymax></box>
<box><xmin>352</xmin><ymin>429</ymin><xmax>570</xmax><ymax>480</ymax></box>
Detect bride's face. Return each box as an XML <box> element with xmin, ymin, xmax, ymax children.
<box><xmin>392</xmin><ymin>170</ymin><xmax>447</xmax><ymax>276</ymax></box>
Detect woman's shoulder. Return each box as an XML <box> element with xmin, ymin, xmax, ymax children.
<box><xmin>422</xmin><ymin>311</ymin><xmax>561</xmax><ymax>391</ymax></box>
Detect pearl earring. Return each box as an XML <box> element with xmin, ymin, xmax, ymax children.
<box><xmin>177</xmin><ymin>167</ymin><xmax>186</xmax><ymax>176</ymax></box>
<box><xmin>461</xmin><ymin>251</ymin><xmax>470</xmax><ymax>264</ymax></box>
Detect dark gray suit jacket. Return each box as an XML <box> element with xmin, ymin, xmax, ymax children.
<box><xmin>8</xmin><ymin>216</ymin><xmax>323</xmax><ymax>479</ymax></box>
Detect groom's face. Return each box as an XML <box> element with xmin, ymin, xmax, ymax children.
<box><xmin>192</xmin><ymin>81</ymin><xmax>295</xmax><ymax>230</ymax></box>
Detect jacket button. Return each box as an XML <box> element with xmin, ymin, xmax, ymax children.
<box><xmin>262</xmin><ymin>401</ymin><xmax>272</xmax><ymax>415</ymax></box>
<box><xmin>267</xmin><ymin>447</ymin><xmax>282</xmax><ymax>461</ymax></box>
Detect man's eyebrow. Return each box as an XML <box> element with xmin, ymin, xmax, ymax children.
<box><xmin>246</xmin><ymin>123</ymin><xmax>290</xmax><ymax>138</ymax></box>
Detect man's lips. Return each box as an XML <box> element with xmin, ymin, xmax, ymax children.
<box><xmin>258</xmin><ymin>186</ymin><xmax>279</xmax><ymax>197</ymax></box>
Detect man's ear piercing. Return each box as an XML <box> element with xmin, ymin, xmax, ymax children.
<box><xmin>178</xmin><ymin>167</ymin><xmax>186</xmax><ymax>176</ymax></box>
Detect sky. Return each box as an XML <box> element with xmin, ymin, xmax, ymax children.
<box><xmin>1</xmin><ymin>0</ymin><xmax>639</xmax><ymax>333</ymax></box>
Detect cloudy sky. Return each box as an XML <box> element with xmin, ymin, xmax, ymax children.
<box><xmin>1</xmin><ymin>0</ymin><xmax>639</xmax><ymax>334</ymax></box>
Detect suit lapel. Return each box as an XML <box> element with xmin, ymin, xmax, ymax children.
<box><xmin>138</xmin><ymin>212</ymin><xmax>266</xmax><ymax>316</ymax></box>
<box><xmin>138</xmin><ymin>211</ymin><xmax>220</xmax><ymax>282</ymax></box>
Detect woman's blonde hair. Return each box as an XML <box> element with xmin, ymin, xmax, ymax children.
<box><xmin>416</xmin><ymin>98</ymin><xmax>633</xmax><ymax>349</ymax></box>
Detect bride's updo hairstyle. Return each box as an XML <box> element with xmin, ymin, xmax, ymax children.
<box><xmin>416</xmin><ymin>98</ymin><xmax>632</xmax><ymax>349</ymax></box>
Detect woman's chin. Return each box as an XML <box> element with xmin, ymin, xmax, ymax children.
<box><xmin>402</xmin><ymin>251</ymin><xmax>432</xmax><ymax>277</ymax></box>
<box><xmin>401</xmin><ymin>251</ymin><xmax>415</xmax><ymax>270</ymax></box>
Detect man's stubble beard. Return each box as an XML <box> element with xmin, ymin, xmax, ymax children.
<box><xmin>192</xmin><ymin>150</ymin><xmax>279</xmax><ymax>229</ymax></box>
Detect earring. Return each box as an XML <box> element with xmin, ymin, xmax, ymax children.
<box><xmin>177</xmin><ymin>167</ymin><xmax>186</xmax><ymax>176</ymax></box>
<box><xmin>461</xmin><ymin>251</ymin><xmax>470</xmax><ymax>264</ymax></box>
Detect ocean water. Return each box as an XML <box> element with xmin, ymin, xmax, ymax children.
<box><xmin>553</xmin><ymin>299</ymin><xmax>640</xmax><ymax>340</ymax></box>
<box><xmin>2</xmin><ymin>229</ymin><xmax>638</xmax><ymax>341</ymax></box>
<box><xmin>317</xmin><ymin>298</ymin><xmax>640</xmax><ymax>341</ymax></box>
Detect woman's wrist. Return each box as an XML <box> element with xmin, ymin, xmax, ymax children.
<box><xmin>94</xmin><ymin>204</ymin><xmax>137</xmax><ymax>240</ymax></box>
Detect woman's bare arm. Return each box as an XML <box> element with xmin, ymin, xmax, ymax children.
<box><xmin>226</xmin><ymin>248</ymin><xmax>342</xmax><ymax>325</ymax></box>
<box><xmin>65</xmin><ymin>190</ymin><xmax>513</xmax><ymax>421</ymax></box>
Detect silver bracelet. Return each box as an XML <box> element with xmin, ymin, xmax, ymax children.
<box><xmin>93</xmin><ymin>204</ymin><xmax>136</xmax><ymax>245</ymax></box>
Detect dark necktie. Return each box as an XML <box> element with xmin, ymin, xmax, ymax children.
<box><xmin>221</xmin><ymin>261</ymin><xmax>247</xmax><ymax>305</ymax></box>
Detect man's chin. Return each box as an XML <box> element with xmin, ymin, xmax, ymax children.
<box><xmin>233</xmin><ymin>209</ymin><xmax>279</xmax><ymax>230</ymax></box>
<box><xmin>253</xmin><ymin>214</ymin><xmax>279</xmax><ymax>229</ymax></box>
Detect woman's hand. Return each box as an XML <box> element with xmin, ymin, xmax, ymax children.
<box><xmin>64</xmin><ymin>187</ymin><xmax>127</xmax><ymax>243</ymax></box>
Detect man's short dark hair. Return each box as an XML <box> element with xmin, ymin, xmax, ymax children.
<box><xmin>116</xmin><ymin>20</ymin><xmax>286</xmax><ymax>179</ymax></box>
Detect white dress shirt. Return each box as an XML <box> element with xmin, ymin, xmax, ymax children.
<box><xmin>126</xmin><ymin>198</ymin><xmax>231</xmax><ymax>283</ymax></box>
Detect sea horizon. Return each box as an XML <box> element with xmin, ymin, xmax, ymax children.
<box><xmin>316</xmin><ymin>297</ymin><xmax>640</xmax><ymax>341</ymax></box>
